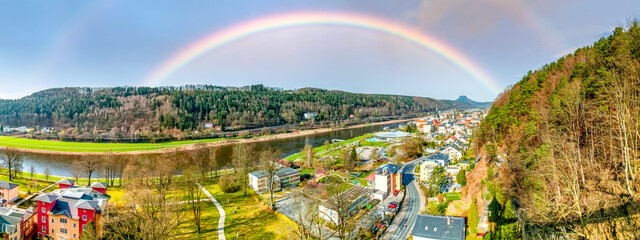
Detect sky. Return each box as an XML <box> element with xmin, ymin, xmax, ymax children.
<box><xmin>0</xmin><ymin>0</ymin><xmax>638</xmax><ymax>101</ymax></box>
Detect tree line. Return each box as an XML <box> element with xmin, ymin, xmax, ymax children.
<box><xmin>0</xmin><ymin>85</ymin><xmax>481</xmax><ymax>142</ymax></box>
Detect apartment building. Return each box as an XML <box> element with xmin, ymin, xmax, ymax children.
<box><xmin>35</xmin><ymin>180</ymin><xmax>110</xmax><ymax>240</ymax></box>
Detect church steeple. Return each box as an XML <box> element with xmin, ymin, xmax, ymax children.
<box><xmin>435</xmin><ymin>106</ymin><xmax>440</xmax><ymax>119</ymax></box>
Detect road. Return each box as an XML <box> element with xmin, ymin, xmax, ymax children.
<box><xmin>383</xmin><ymin>161</ymin><xmax>423</xmax><ymax>240</ymax></box>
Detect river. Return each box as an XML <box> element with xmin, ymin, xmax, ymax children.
<box><xmin>15</xmin><ymin>122</ymin><xmax>405</xmax><ymax>177</ymax></box>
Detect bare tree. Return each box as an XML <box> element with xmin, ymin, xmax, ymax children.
<box><xmin>0</xmin><ymin>148</ymin><xmax>23</xmax><ymax>181</ymax></box>
<box><xmin>182</xmin><ymin>166</ymin><xmax>203</xmax><ymax>234</ymax></box>
<box><xmin>82</xmin><ymin>156</ymin><xmax>101</xmax><ymax>185</ymax></box>
<box><xmin>232</xmin><ymin>143</ymin><xmax>255</xmax><ymax>196</ymax></box>
<box><xmin>291</xmin><ymin>193</ymin><xmax>320</xmax><ymax>240</ymax></box>
<box><xmin>44</xmin><ymin>167</ymin><xmax>50</xmax><ymax>182</ymax></box>
<box><xmin>209</xmin><ymin>147</ymin><xmax>219</xmax><ymax>178</ymax></box>
<box><xmin>190</xmin><ymin>143</ymin><xmax>211</xmax><ymax>179</ymax></box>
<box><xmin>321</xmin><ymin>185</ymin><xmax>356</xmax><ymax>240</ymax></box>
<box><xmin>69</xmin><ymin>164</ymin><xmax>82</xmax><ymax>184</ymax></box>
<box><xmin>125</xmin><ymin>153</ymin><xmax>177</xmax><ymax>199</ymax></box>
<box><xmin>260</xmin><ymin>148</ymin><xmax>282</xmax><ymax>210</ymax></box>
<box><xmin>304</xmin><ymin>144</ymin><xmax>314</xmax><ymax>168</ymax></box>
<box><xmin>102</xmin><ymin>183</ymin><xmax>183</xmax><ymax>240</ymax></box>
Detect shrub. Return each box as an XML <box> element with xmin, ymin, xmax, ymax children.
<box><xmin>219</xmin><ymin>174</ymin><xmax>241</xmax><ymax>193</ymax></box>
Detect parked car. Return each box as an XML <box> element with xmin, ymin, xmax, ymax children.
<box><xmin>388</xmin><ymin>203</ymin><xmax>397</xmax><ymax>209</ymax></box>
<box><xmin>393</xmin><ymin>190</ymin><xmax>399</xmax><ymax>196</ymax></box>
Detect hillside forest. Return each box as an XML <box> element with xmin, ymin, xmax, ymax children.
<box><xmin>0</xmin><ymin>85</ymin><xmax>489</xmax><ymax>142</ymax></box>
<box><xmin>474</xmin><ymin>21</ymin><xmax>640</xmax><ymax>238</ymax></box>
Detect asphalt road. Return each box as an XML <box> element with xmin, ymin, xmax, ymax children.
<box><xmin>385</xmin><ymin>161</ymin><xmax>421</xmax><ymax>240</ymax></box>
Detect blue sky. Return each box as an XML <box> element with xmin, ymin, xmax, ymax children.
<box><xmin>0</xmin><ymin>0</ymin><xmax>638</xmax><ymax>101</ymax></box>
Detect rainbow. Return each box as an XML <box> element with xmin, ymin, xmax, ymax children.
<box><xmin>142</xmin><ymin>11</ymin><xmax>502</xmax><ymax>94</ymax></box>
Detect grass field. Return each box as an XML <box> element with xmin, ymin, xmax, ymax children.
<box><xmin>0</xmin><ymin>136</ymin><xmax>223</xmax><ymax>152</ymax></box>
<box><xmin>443</xmin><ymin>192</ymin><xmax>462</xmax><ymax>201</ymax></box>
<box><xmin>174</xmin><ymin>179</ymin><xmax>296</xmax><ymax>239</ymax></box>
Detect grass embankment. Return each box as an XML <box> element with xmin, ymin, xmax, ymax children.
<box><xmin>0</xmin><ymin>136</ymin><xmax>223</xmax><ymax>153</ymax></box>
<box><xmin>285</xmin><ymin>134</ymin><xmax>375</xmax><ymax>161</ymax></box>
<box><xmin>175</xmin><ymin>178</ymin><xmax>296</xmax><ymax>239</ymax></box>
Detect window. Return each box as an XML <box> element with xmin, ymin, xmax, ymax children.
<box><xmin>83</xmin><ymin>209</ymin><xmax>86</xmax><ymax>213</ymax></box>
<box><xmin>82</xmin><ymin>224</ymin><xmax>86</xmax><ymax>231</ymax></box>
<box><xmin>73</xmin><ymin>223</ymin><xmax>76</xmax><ymax>228</ymax></box>
<box><xmin>41</xmin><ymin>216</ymin><xmax>45</xmax><ymax>223</ymax></box>
<box><xmin>74</xmin><ymin>234</ymin><xmax>76</xmax><ymax>239</ymax></box>
<box><xmin>41</xmin><ymin>207</ymin><xmax>45</xmax><ymax>213</ymax></box>
<box><xmin>51</xmin><ymin>229</ymin><xmax>54</xmax><ymax>234</ymax></box>
<box><xmin>60</xmin><ymin>228</ymin><xmax>67</xmax><ymax>234</ymax></box>
<box><xmin>51</xmin><ymin>218</ymin><xmax>54</xmax><ymax>223</ymax></box>
<box><xmin>41</xmin><ymin>226</ymin><xmax>45</xmax><ymax>232</ymax></box>
<box><xmin>60</xmin><ymin>218</ymin><xmax>67</xmax><ymax>224</ymax></box>
<box><xmin>82</xmin><ymin>215</ymin><xmax>87</xmax><ymax>221</ymax></box>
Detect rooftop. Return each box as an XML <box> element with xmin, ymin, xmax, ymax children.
<box><xmin>374</xmin><ymin>131</ymin><xmax>411</xmax><ymax>139</ymax></box>
<box><xmin>35</xmin><ymin>186</ymin><xmax>110</xmax><ymax>220</ymax></box>
<box><xmin>0</xmin><ymin>181</ymin><xmax>18</xmax><ymax>190</ymax></box>
<box><xmin>412</xmin><ymin>215</ymin><xmax>466</xmax><ymax>240</ymax></box>
<box><xmin>375</xmin><ymin>164</ymin><xmax>401</xmax><ymax>176</ymax></box>
<box><xmin>427</xmin><ymin>153</ymin><xmax>450</xmax><ymax>161</ymax></box>
<box><xmin>322</xmin><ymin>185</ymin><xmax>372</xmax><ymax>210</ymax></box>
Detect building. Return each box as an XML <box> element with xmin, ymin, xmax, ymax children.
<box><xmin>319</xmin><ymin>185</ymin><xmax>372</xmax><ymax>224</ymax></box>
<box><xmin>248</xmin><ymin>167</ymin><xmax>300</xmax><ymax>193</ymax></box>
<box><xmin>204</xmin><ymin>122</ymin><xmax>214</xmax><ymax>128</ymax></box>
<box><xmin>0</xmin><ymin>207</ymin><xmax>36</xmax><ymax>240</ymax></box>
<box><xmin>303</xmin><ymin>112</ymin><xmax>318</xmax><ymax>120</ymax></box>
<box><xmin>411</xmin><ymin>215</ymin><xmax>465</xmax><ymax>240</ymax></box>
<box><xmin>0</xmin><ymin>181</ymin><xmax>19</xmax><ymax>206</ymax></box>
<box><xmin>420</xmin><ymin>153</ymin><xmax>450</xmax><ymax>182</ymax></box>
<box><xmin>459</xmin><ymin>160</ymin><xmax>470</xmax><ymax>170</ymax></box>
<box><xmin>35</xmin><ymin>180</ymin><xmax>110</xmax><ymax>240</ymax></box>
<box><xmin>373</xmin><ymin>131</ymin><xmax>411</xmax><ymax>143</ymax></box>
<box><xmin>371</xmin><ymin>164</ymin><xmax>402</xmax><ymax>200</ymax></box>
<box><xmin>57</xmin><ymin>179</ymin><xmax>75</xmax><ymax>189</ymax></box>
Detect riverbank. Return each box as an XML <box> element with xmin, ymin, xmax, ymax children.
<box><xmin>0</xmin><ymin>117</ymin><xmax>416</xmax><ymax>155</ymax></box>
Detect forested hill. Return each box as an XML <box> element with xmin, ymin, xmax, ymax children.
<box><xmin>0</xmin><ymin>85</ymin><xmax>488</xmax><ymax>135</ymax></box>
<box><xmin>474</xmin><ymin>22</ymin><xmax>640</xmax><ymax>238</ymax></box>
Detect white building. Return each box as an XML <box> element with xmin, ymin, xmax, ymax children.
<box><xmin>371</xmin><ymin>164</ymin><xmax>402</xmax><ymax>200</ymax></box>
<box><xmin>319</xmin><ymin>186</ymin><xmax>372</xmax><ymax>224</ymax></box>
<box><xmin>248</xmin><ymin>167</ymin><xmax>300</xmax><ymax>193</ymax></box>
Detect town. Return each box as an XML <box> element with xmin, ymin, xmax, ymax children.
<box><xmin>0</xmin><ymin>109</ymin><xmax>493</xmax><ymax>240</ymax></box>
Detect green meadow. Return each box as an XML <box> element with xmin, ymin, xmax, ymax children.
<box><xmin>0</xmin><ymin>136</ymin><xmax>223</xmax><ymax>153</ymax></box>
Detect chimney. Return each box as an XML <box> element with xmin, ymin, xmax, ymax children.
<box><xmin>447</xmin><ymin>217</ymin><xmax>451</xmax><ymax>225</ymax></box>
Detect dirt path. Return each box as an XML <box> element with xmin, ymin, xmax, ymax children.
<box><xmin>1</xmin><ymin>118</ymin><xmax>418</xmax><ymax>156</ymax></box>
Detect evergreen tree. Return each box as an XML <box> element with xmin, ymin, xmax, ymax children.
<box><xmin>468</xmin><ymin>198</ymin><xmax>479</xmax><ymax>234</ymax></box>
<box><xmin>456</xmin><ymin>169</ymin><xmax>467</xmax><ymax>186</ymax></box>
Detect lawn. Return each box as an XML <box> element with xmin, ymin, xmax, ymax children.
<box><xmin>174</xmin><ymin>201</ymin><xmax>221</xmax><ymax>240</ymax></box>
<box><xmin>0</xmin><ymin>174</ymin><xmax>52</xmax><ymax>194</ymax></box>
<box><xmin>176</xmin><ymin>179</ymin><xmax>297</xmax><ymax>240</ymax></box>
<box><xmin>443</xmin><ymin>192</ymin><xmax>462</xmax><ymax>201</ymax></box>
<box><xmin>0</xmin><ymin>136</ymin><xmax>223</xmax><ymax>153</ymax></box>
<box><xmin>285</xmin><ymin>134</ymin><xmax>375</xmax><ymax>161</ymax></box>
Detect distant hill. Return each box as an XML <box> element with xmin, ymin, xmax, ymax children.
<box><xmin>474</xmin><ymin>23</ymin><xmax>640</xmax><ymax>238</ymax></box>
<box><xmin>442</xmin><ymin>95</ymin><xmax>493</xmax><ymax>109</ymax></box>
<box><xmin>0</xmin><ymin>85</ymin><xmax>490</xmax><ymax>141</ymax></box>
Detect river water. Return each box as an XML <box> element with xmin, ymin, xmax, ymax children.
<box><xmin>14</xmin><ymin>122</ymin><xmax>405</xmax><ymax>177</ymax></box>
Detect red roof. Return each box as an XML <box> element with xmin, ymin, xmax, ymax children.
<box><xmin>364</xmin><ymin>173</ymin><xmax>376</xmax><ymax>181</ymax></box>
